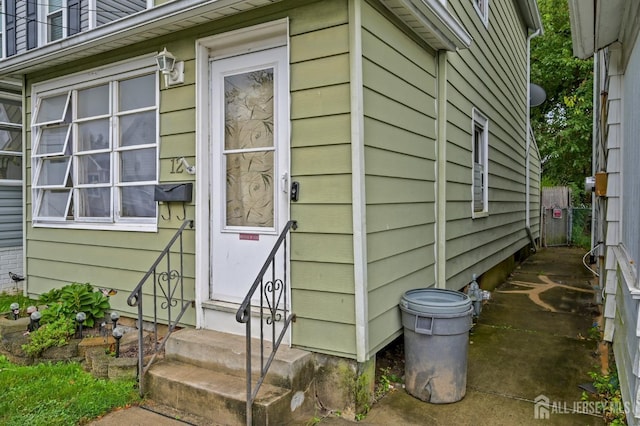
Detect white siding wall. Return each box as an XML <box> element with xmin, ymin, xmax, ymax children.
<box><xmin>0</xmin><ymin>246</ymin><xmax>23</xmax><ymax>293</ymax></box>
<box><xmin>622</xmin><ymin>37</ymin><xmax>640</xmax><ymax>266</ymax></box>
<box><xmin>601</xmin><ymin>37</ymin><xmax>640</xmax><ymax>426</ymax></box>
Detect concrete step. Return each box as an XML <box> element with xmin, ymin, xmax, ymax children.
<box><xmin>147</xmin><ymin>360</ymin><xmax>294</xmax><ymax>426</ymax></box>
<box><xmin>165</xmin><ymin>328</ymin><xmax>314</xmax><ymax>391</ymax></box>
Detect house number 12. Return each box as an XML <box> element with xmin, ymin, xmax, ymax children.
<box><xmin>170</xmin><ymin>157</ymin><xmax>184</xmax><ymax>174</ymax></box>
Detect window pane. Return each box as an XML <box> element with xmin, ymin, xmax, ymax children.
<box><xmin>35</xmin><ymin>93</ymin><xmax>68</xmax><ymax>124</ymax></box>
<box><xmin>37</xmin><ymin>157</ymin><xmax>70</xmax><ymax>186</ymax></box>
<box><xmin>120</xmin><ymin>148</ymin><xmax>155</xmax><ymax>182</ymax></box>
<box><xmin>0</xmin><ymin>100</ymin><xmax>22</xmax><ymax>124</ymax></box>
<box><xmin>226</xmin><ymin>151</ymin><xmax>274</xmax><ymax>227</ymax></box>
<box><xmin>78</xmin><ymin>84</ymin><xmax>109</xmax><ymax>118</ymax></box>
<box><xmin>224</xmin><ymin>68</ymin><xmax>274</xmax><ymax>150</ymax></box>
<box><xmin>48</xmin><ymin>12</ymin><xmax>63</xmax><ymax>41</ymax></box>
<box><xmin>36</xmin><ymin>124</ymin><xmax>71</xmax><ymax>155</ymax></box>
<box><xmin>0</xmin><ymin>130</ymin><xmax>21</xmax><ymax>151</ymax></box>
<box><xmin>49</xmin><ymin>0</ymin><xmax>62</xmax><ymax>12</ymax></box>
<box><xmin>77</xmin><ymin>188</ymin><xmax>110</xmax><ymax>217</ymax></box>
<box><xmin>78</xmin><ymin>119</ymin><xmax>109</xmax><ymax>151</ymax></box>
<box><xmin>120</xmin><ymin>111</ymin><xmax>155</xmax><ymax>147</ymax></box>
<box><xmin>77</xmin><ymin>153</ymin><xmax>110</xmax><ymax>184</ymax></box>
<box><xmin>39</xmin><ymin>189</ymin><xmax>71</xmax><ymax>218</ymax></box>
<box><xmin>119</xmin><ymin>75</ymin><xmax>155</xmax><ymax>111</ymax></box>
<box><xmin>121</xmin><ymin>185</ymin><xmax>155</xmax><ymax>218</ymax></box>
<box><xmin>0</xmin><ymin>155</ymin><xmax>21</xmax><ymax>180</ymax></box>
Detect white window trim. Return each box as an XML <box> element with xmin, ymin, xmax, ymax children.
<box><xmin>472</xmin><ymin>108</ymin><xmax>489</xmax><ymax>218</ymax></box>
<box><xmin>31</xmin><ymin>55</ymin><xmax>159</xmax><ymax>232</ymax></box>
<box><xmin>473</xmin><ymin>0</ymin><xmax>489</xmax><ymax>28</ymax></box>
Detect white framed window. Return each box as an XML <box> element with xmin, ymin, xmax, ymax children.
<box><xmin>31</xmin><ymin>58</ymin><xmax>158</xmax><ymax>230</ymax></box>
<box><xmin>473</xmin><ymin>0</ymin><xmax>489</xmax><ymax>27</ymax></box>
<box><xmin>0</xmin><ymin>94</ymin><xmax>22</xmax><ymax>183</ymax></box>
<box><xmin>472</xmin><ymin>108</ymin><xmax>488</xmax><ymax>216</ymax></box>
<box><xmin>45</xmin><ymin>0</ymin><xmax>66</xmax><ymax>42</ymax></box>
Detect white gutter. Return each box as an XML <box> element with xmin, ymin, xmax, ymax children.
<box><xmin>526</xmin><ymin>28</ymin><xmax>541</xmax><ymax>229</ymax></box>
<box><xmin>349</xmin><ymin>0</ymin><xmax>369</xmax><ymax>363</ymax></box>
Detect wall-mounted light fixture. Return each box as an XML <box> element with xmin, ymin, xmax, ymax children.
<box><xmin>155</xmin><ymin>47</ymin><xmax>184</xmax><ymax>87</ymax></box>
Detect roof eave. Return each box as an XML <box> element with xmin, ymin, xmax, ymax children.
<box><xmin>568</xmin><ymin>0</ymin><xmax>627</xmax><ymax>59</ymax></box>
<box><xmin>515</xmin><ymin>0</ymin><xmax>543</xmax><ymax>33</ymax></box>
<box><xmin>381</xmin><ymin>0</ymin><xmax>472</xmax><ymax>51</ymax></box>
<box><xmin>0</xmin><ymin>0</ymin><xmax>479</xmax><ymax>76</ymax></box>
<box><xmin>0</xmin><ymin>0</ymin><xmax>281</xmax><ymax>77</ymax></box>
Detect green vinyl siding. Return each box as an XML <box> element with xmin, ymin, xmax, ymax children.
<box><xmin>361</xmin><ymin>1</ymin><xmax>437</xmax><ymax>356</ymax></box>
<box><xmin>289</xmin><ymin>0</ymin><xmax>357</xmax><ymax>357</ymax></box>
<box><xmin>442</xmin><ymin>0</ymin><xmax>533</xmax><ymax>289</ymax></box>
<box><xmin>22</xmin><ymin>1</ymin><xmax>302</xmax><ymax>327</ymax></box>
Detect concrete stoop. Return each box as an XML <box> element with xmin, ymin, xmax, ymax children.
<box><xmin>146</xmin><ymin>328</ymin><xmax>315</xmax><ymax>425</ymax></box>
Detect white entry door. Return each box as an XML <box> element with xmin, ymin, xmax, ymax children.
<box><xmin>210</xmin><ymin>46</ymin><xmax>290</xmax><ymax>305</ymax></box>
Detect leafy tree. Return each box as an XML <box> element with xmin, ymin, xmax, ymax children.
<box><xmin>530</xmin><ymin>0</ymin><xmax>593</xmax><ymax>205</ymax></box>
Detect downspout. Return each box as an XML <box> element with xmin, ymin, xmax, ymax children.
<box><xmin>436</xmin><ymin>50</ymin><xmax>448</xmax><ymax>289</ymax></box>
<box><xmin>349</xmin><ymin>0</ymin><xmax>369</xmax><ymax>362</ymax></box>
<box><xmin>526</xmin><ymin>28</ymin><xmax>541</xmax><ymax>249</ymax></box>
<box><xmin>21</xmin><ymin>75</ymin><xmax>27</xmax><ymax>297</ymax></box>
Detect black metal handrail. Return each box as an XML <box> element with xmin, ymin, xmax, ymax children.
<box><xmin>236</xmin><ymin>219</ymin><xmax>297</xmax><ymax>426</ymax></box>
<box><xmin>127</xmin><ymin>219</ymin><xmax>194</xmax><ymax>396</ymax></box>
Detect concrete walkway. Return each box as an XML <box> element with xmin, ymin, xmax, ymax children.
<box><xmin>91</xmin><ymin>247</ymin><xmax>607</xmax><ymax>425</ymax></box>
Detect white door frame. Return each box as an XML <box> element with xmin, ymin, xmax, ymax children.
<box><xmin>194</xmin><ymin>19</ymin><xmax>290</xmax><ymax>331</ymax></box>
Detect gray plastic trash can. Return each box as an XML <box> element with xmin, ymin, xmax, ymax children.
<box><xmin>399</xmin><ymin>288</ymin><xmax>473</xmax><ymax>403</ymax></box>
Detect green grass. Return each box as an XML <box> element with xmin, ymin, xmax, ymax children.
<box><xmin>0</xmin><ymin>355</ymin><xmax>140</xmax><ymax>425</ymax></box>
<box><xmin>0</xmin><ymin>292</ymin><xmax>36</xmax><ymax>314</ymax></box>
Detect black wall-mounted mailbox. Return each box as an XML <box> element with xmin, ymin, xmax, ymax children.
<box><xmin>154</xmin><ymin>183</ymin><xmax>193</xmax><ymax>202</ymax></box>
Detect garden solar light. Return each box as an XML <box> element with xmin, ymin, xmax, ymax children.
<box><xmin>110</xmin><ymin>311</ymin><xmax>120</xmax><ymax>328</ymax></box>
<box><xmin>76</xmin><ymin>312</ymin><xmax>86</xmax><ymax>338</ymax></box>
<box><xmin>112</xmin><ymin>327</ymin><xmax>123</xmax><ymax>358</ymax></box>
<box><xmin>30</xmin><ymin>311</ymin><xmax>42</xmax><ymax>331</ymax></box>
<box><xmin>10</xmin><ymin>302</ymin><xmax>19</xmax><ymax>320</ymax></box>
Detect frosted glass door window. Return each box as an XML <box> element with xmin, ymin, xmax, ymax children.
<box><xmin>224</xmin><ymin>68</ymin><xmax>275</xmax><ymax>228</ymax></box>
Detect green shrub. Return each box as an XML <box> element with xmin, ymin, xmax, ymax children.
<box><xmin>581</xmin><ymin>369</ymin><xmax>627</xmax><ymax>425</ymax></box>
<box><xmin>39</xmin><ymin>282</ymin><xmax>110</xmax><ymax>328</ymax></box>
<box><xmin>21</xmin><ymin>317</ymin><xmax>75</xmax><ymax>357</ymax></box>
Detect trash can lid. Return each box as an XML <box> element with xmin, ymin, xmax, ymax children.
<box><xmin>400</xmin><ymin>288</ymin><xmax>471</xmax><ymax>315</ymax></box>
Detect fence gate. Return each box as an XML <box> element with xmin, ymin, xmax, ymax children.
<box><xmin>542</xmin><ymin>207</ymin><xmax>570</xmax><ymax>246</ymax></box>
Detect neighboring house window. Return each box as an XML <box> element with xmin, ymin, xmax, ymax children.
<box><xmin>46</xmin><ymin>0</ymin><xmax>66</xmax><ymax>42</ymax></box>
<box><xmin>0</xmin><ymin>96</ymin><xmax>22</xmax><ymax>182</ymax></box>
<box><xmin>40</xmin><ymin>0</ymin><xmax>80</xmax><ymax>42</ymax></box>
<box><xmin>473</xmin><ymin>0</ymin><xmax>489</xmax><ymax>26</ymax></box>
<box><xmin>472</xmin><ymin>109</ymin><xmax>488</xmax><ymax>215</ymax></box>
<box><xmin>32</xmin><ymin>59</ymin><xmax>158</xmax><ymax>229</ymax></box>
